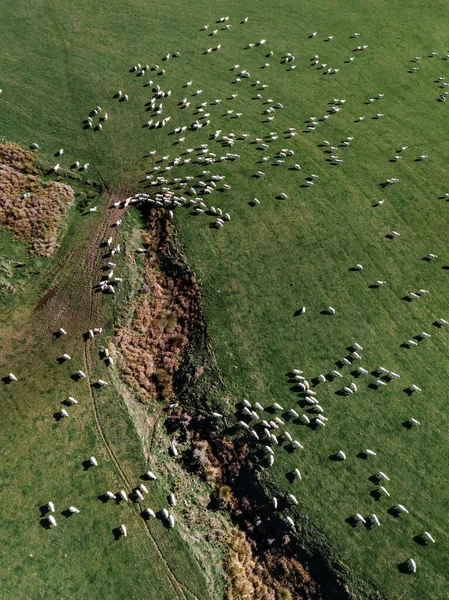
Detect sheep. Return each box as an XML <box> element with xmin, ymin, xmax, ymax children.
<box><xmin>67</xmin><ymin>397</ymin><xmax>78</xmax><ymax>405</ymax></box>
<box><xmin>364</xmin><ymin>449</ymin><xmax>376</xmax><ymax>457</ymax></box>
<box><xmin>422</xmin><ymin>531</ymin><xmax>435</xmax><ymax>544</ymax></box>
<box><xmin>119</xmin><ymin>524</ymin><xmax>127</xmax><ymax>537</ymax></box>
<box><xmin>106</xmin><ymin>491</ymin><xmax>116</xmax><ymax>500</ymax></box>
<box><xmin>170</xmin><ymin>444</ymin><xmax>178</xmax><ymax>457</ymax></box>
<box><xmin>337</xmin><ymin>450</ymin><xmax>346</xmax><ymax>460</ymax></box>
<box><xmin>378</xmin><ymin>486</ymin><xmax>390</xmax><ymax>497</ymax></box>
<box><xmin>395</xmin><ymin>504</ymin><xmax>409</xmax><ymax>514</ymax></box>
<box><xmin>285</xmin><ymin>516</ymin><xmax>295</xmax><ymax>528</ymax></box>
<box><xmin>370</xmin><ymin>513</ymin><xmax>380</xmax><ymax>527</ymax></box>
<box><xmin>58</xmin><ymin>328</ymin><xmax>67</xmax><ymax>336</ymax></box>
<box><xmin>268</xmin><ymin>455</ymin><xmax>274</xmax><ymax>467</ymax></box>
<box><xmin>139</xmin><ymin>484</ymin><xmax>149</xmax><ymax>494</ymax></box>
<box><xmin>8</xmin><ymin>373</ymin><xmax>17</xmax><ymax>381</ymax></box>
<box><xmin>357</xmin><ymin>367</ymin><xmax>368</xmax><ymax>375</ymax></box>
<box><xmin>408</xmin><ymin>417</ymin><xmax>421</xmax><ymax>426</ymax></box>
<box><xmin>68</xmin><ymin>506</ymin><xmax>80</xmax><ymax>514</ymax></box>
<box><xmin>288</xmin><ymin>493</ymin><xmax>298</xmax><ymax>505</ymax></box>
<box><xmin>119</xmin><ymin>490</ymin><xmax>128</xmax><ymax>502</ymax></box>
<box><xmin>327</xmin><ymin>307</ymin><xmax>336</xmax><ymax>315</ymax></box>
<box><xmin>47</xmin><ymin>501</ymin><xmax>55</xmax><ymax>513</ymax></box>
<box><xmin>318</xmin><ymin>374</ymin><xmax>326</xmax><ymax>382</ymax></box>
<box><xmin>62</xmin><ymin>353</ymin><xmax>71</xmax><ymax>361</ymax></box>
<box><xmin>410</xmin><ymin>384</ymin><xmax>421</xmax><ymax>393</ymax></box>
<box><xmin>97</xmin><ymin>379</ymin><xmax>107</xmax><ymax>386</ymax></box>
<box><xmin>354</xmin><ymin>513</ymin><xmax>366</xmax><ymax>524</ymax></box>
<box><xmin>377</xmin><ymin>471</ymin><xmax>390</xmax><ymax>481</ymax></box>
<box><xmin>77</xmin><ymin>370</ymin><xmax>86</xmax><ymax>378</ymax></box>
<box><xmin>292</xmin><ymin>440</ymin><xmax>304</xmax><ymax>450</ymax></box>
<box><xmin>168</xmin><ymin>493</ymin><xmax>177</xmax><ymax>506</ymax></box>
<box><xmin>407</xmin><ymin>559</ymin><xmax>416</xmax><ymax>573</ymax></box>
<box><xmin>47</xmin><ymin>515</ymin><xmax>57</xmax><ymax>527</ymax></box>
<box><xmin>300</xmin><ymin>414</ymin><xmax>310</xmax><ymax>424</ymax></box>
<box><xmin>60</xmin><ymin>409</ymin><xmax>69</xmax><ymax>418</ymax></box>
<box><xmin>273</xmin><ymin>402</ymin><xmax>284</xmax><ymax>411</ymax></box>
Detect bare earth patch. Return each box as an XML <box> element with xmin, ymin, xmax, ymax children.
<box><xmin>0</xmin><ymin>142</ymin><xmax>74</xmax><ymax>256</ymax></box>
<box><xmin>114</xmin><ymin>213</ymin><xmax>202</xmax><ymax>403</ymax></box>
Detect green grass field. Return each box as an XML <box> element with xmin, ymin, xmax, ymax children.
<box><xmin>1</xmin><ymin>0</ymin><xmax>449</xmax><ymax>598</ymax></box>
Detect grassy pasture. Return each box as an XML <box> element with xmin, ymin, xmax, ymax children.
<box><xmin>1</xmin><ymin>0</ymin><xmax>449</xmax><ymax>598</ymax></box>
<box><xmin>0</xmin><ymin>201</ymin><xmax>219</xmax><ymax>600</ymax></box>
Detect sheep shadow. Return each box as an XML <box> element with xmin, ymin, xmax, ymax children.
<box><xmin>369</xmin><ymin>489</ymin><xmax>383</xmax><ymax>501</ymax></box>
<box><xmin>368</xmin><ymin>474</ymin><xmax>381</xmax><ymax>485</ymax></box>
<box><xmin>356</xmin><ymin>452</ymin><xmax>369</xmax><ymax>460</ymax></box>
<box><xmin>413</xmin><ymin>535</ymin><xmax>427</xmax><ymax>547</ymax></box>
<box><xmin>402</xmin><ymin>421</ymin><xmax>413</xmax><ymax>429</ymax></box>
<box><xmin>345</xmin><ymin>515</ymin><xmax>358</xmax><ymax>528</ymax></box>
<box><xmin>98</xmin><ymin>494</ymin><xmax>111</xmax><ymax>504</ymax></box>
<box><xmin>82</xmin><ymin>460</ymin><xmax>94</xmax><ymax>471</ymax></box>
<box><xmin>39</xmin><ymin>518</ymin><xmax>51</xmax><ymax>530</ymax></box>
<box><xmin>61</xmin><ymin>509</ymin><xmax>73</xmax><ymax>518</ymax></box>
<box><xmin>112</xmin><ymin>527</ymin><xmax>123</xmax><ymax>541</ymax></box>
<box><xmin>387</xmin><ymin>506</ymin><xmax>401</xmax><ymax>518</ymax></box>
<box><xmin>53</xmin><ymin>412</ymin><xmax>64</xmax><ymax>422</ymax></box>
<box><xmin>39</xmin><ymin>504</ymin><xmax>49</xmax><ymax>517</ymax></box>
<box><xmin>329</xmin><ymin>454</ymin><xmax>343</xmax><ymax>461</ymax></box>
<box><xmin>397</xmin><ymin>561</ymin><xmax>413</xmax><ymax>574</ymax></box>
<box><xmin>285</xmin><ymin>471</ymin><xmax>296</xmax><ymax>483</ymax></box>
<box><xmin>2</xmin><ymin>376</ymin><xmax>12</xmax><ymax>385</ymax></box>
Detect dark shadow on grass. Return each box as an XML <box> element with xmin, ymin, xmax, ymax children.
<box><xmin>61</xmin><ymin>509</ymin><xmax>73</xmax><ymax>518</ymax></box>
<box><xmin>39</xmin><ymin>505</ymin><xmax>49</xmax><ymax>517</ymax></box>
<box><xmin>39</xmin><ymin>518</ymin><xmax>51</xmax><ymax>530</ymax></box>
<box><xmin>356</xmin><ymin>452</ymin><xmax>368</xmax><ymax>460</ymax></box>
<box><xmin>397</xmin><ymin>561</ymin><xmax>412</xmax><ymax>574</ymax></box>
<box><xmin>285</xmin><ymin>471</ymin><xmax>296</xmax><ymax>484</ymax></box>
<box><xmin>387</xmin><ymin>506</ymin><xmax>401</xmax><ymax>518</ymax></box>
<box><xmin>98</xmin><ymin>494</ymin><xmax>110</xmax><ymax>504</ymax></box>
<box><xmin>2</xmin><ymin>376</ymin><xmax>12</xmax><ymax>385</ymax></box>
<box><xmin>112</xmin><ymin>527</ymin><xmax>123</xmax><ymax>540</ymax></box>
<box><xmin>369</xmin><ymin>489</ymin><xmax>382</xmax><ymax>501</ymax></box>
<box><xmin>53</xmin><ymin>412</ymin><xmax>63</xmax><ymax>422</ymax></box>
<box><xmin>402</xmin><ymin>421</ymin><xmax>413</xmax><ymax>429</ymax></box>
<box><xmin>82</xmin><ymin>460</ymin><xmax>93</xmax><ymax>471</ymax></box>
<box><xmin>413</xmin><ymin>535</ymin><xmax>427</xmax><ymax>547</ymax></box>
<box><xmin>329</xmin><ymin>454</ymin><xmax>342</xmax><ymax>461</ymax></box>
<box><xmin>345</xmin><ymin>515</ymin><xmax>358</xmax><ymax>528</ymax></box>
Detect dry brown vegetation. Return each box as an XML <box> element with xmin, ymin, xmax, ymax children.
<box><xmin>224</xmin><ymin>529</ymin><xmax>274</xmax><ymax>600</ymax></box>
<box><xmin>0</xmin><ymin>142</ymin><xmax>74</xmax><ymax>256</ymax></box>
<box><xmin>115</xmin><ymin>214</ymin><xmax>203</xmax><ymax>403</ymax></box>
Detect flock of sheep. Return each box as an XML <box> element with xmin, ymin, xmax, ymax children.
<box><xmin>6</xmin><ymin>8</ymin><xmax>447</xmax><ymax>583</ymax></box>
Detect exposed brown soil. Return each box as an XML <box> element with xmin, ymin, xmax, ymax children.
<box><xmin>0</xmin><ymin>142</ymin><xmax>74</xmax><ymax>256</ymax></box>
<box><xmin>114</xmin><ymin>211</ymin><xmax>203</xmax><ymax>403</ymax></box>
